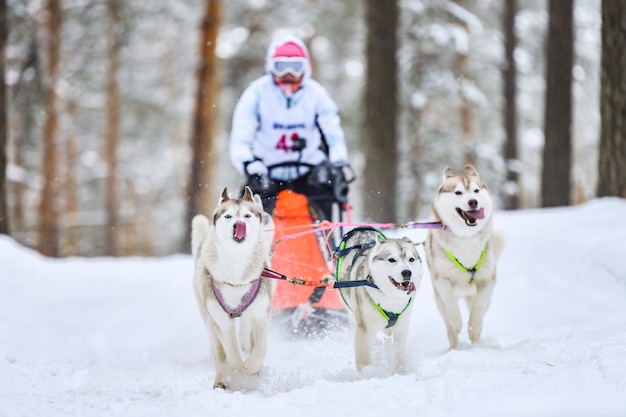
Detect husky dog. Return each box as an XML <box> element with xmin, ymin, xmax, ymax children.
<box><xmin>191</xmin><ymin>186</ymin><xmax>275</xmax><ymax>389</ymax></box>
<box><xmin>425</xmin><ymin>164</ymin><xmax>503</xmax><ymax>349</ymax></box>
<box><xmin>336</xmin><ymin>228</ymin><xmax>423</xmax><ymax>372</ymax></box>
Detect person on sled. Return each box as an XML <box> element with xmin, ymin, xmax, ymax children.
<box><xmin>229</xmin><ymin>35</ymin><xmax>352</xmax><ymax>331</ymax></box>
<box><xmin>229</xmin><ymin>34</ymin><xmax>350</xmax><ymax>220</ymax></box>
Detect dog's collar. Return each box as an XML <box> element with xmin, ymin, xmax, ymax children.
<box><xmin>211</xmin><ymin>278</ymin><xmax>261</xmax><ymax>318</ymax></box>
<box><xmin>444</xmin><ymin>245</ymin><xmax>487</xmax><ymax>284</ymax></box>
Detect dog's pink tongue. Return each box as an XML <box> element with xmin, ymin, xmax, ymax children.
<box><xmin>466</xmin><ymin>208</ymin><xmax>485</xmax><ymax>220</ymax></box>
<box><xmin>233</xmin><ymin>220</ymin><xmax>246</xmax><ymax>241</ymax></box>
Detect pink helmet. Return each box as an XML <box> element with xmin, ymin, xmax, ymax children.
<box><xmin>273</xmin><ymin>41</ymin><xmax>306</xmax><ymax>58</ymax></box>
<box><xmin>264</xmin><ymin>35</ymin><xmax>312</xmax><ymax>78</ymax></box>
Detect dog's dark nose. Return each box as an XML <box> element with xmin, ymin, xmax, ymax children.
<box><xmin>468</xmin><ymin>199</ymin><xmax>478</xmax><ymax>209</ymax></box>
<box><xmin>401</xmin><ymin>269</ymin><xmax>412</xmax><ymax>280</ymax></box>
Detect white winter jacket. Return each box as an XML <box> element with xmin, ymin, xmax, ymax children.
<box><xmin>229</xmin><ymin>36</ymin><xmax>348</xmax><ymax>181</ymax></box>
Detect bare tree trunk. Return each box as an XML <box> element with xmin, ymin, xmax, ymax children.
<box><xmin>124</xmin><ymin>181</ymin><xmax>138</xmax><ymax>256</ymax></box>
<box><xmin>452</xmin><ymin>0</ymin><xmax>476</xmax><ymax>167</ymax></box>
<box><xmin>104</xmin><ymin>0</ymin><xmax>121</xmax><ymax>255</ymax></box>
<box><xmin>362</xmin><ymin>0</ymin><xmax>398</xmax><ymax>222</ymax></box>
<box><xmin>10</xmin><ymin>40</ymin><xmax>39</xmax><ymax>234</ymax></box>
<box><xmin>541</xmin><ymin>0</ymin><xmax>573</xmax><ymax>207</ymax></box>
<box><xmin>0</xmin><ymin>0</ymin><xmax>8</xmax><ymax>234</ymax></box>
<box><xmin>11</xmin><ymin>141</ymin><xmax>25</xmax><ymax>231</ymax></box>
<box><xmin>502</xmin><ymin>0</ymin><xmax>521</xmax><ymax>209</ymax></box>
<box><xmin>160</xmin><ymin>24</ymin><xmax>187</xmax><ymax>200</ymax></box>
<box><xmin>62</xmin><ymin>102</ymin><xmax>79</xmax><ymax>256</ymax></box>
<box><xmin>37</xmin><ymin>0</ymin><xmax>62</xmax><ymax>256</ymax></box>
<box><xmin>183</xmin><ymin>0</ymin><xmax>222</xmax><ymax>253</ymax></box>
<box><xmin>597</xmin><ymin>0</ymin><xmax>626</xmax><ymax>198</ymax></box>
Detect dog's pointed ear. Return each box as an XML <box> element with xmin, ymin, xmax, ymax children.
<box><xmin>464</xmin><ymin>164</ymin><xmax>479</xmax><ymax>178</ymax></box>
<box><xmin>243</xmin><ymin>186</ymin><xmax>254</xmax><ymax>201</ymax></box>
<box><xmin>403</xmin><ymin>236</ymin><xmax>423</xmax><ymax>252</ymax></box>
<box><xmin>443</xmin><ymin>166</ymin><xmax>454</xmax><ymax>179</ymax></box>
<box><xmin>253</xmin><ymin>193</ymin><xmax>264</xmax><ymax>210</ymax></box>
<box><xmin>220</xmin><ymin>187</ymin><xmax>230</xmax><ymax>204</ymax></box>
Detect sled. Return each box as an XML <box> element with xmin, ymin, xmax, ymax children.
<box><xmin>270</xmin><ymin>189</ymin><xmax>347</xmax><ymax>337</ymax></box>
<box><xmin>265</xmin><ymin>162</ymin><xmax>356</xmax><ymax>337</ymax></box>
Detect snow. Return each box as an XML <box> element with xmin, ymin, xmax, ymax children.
<box><xmin>1</xmin><ymin>198</ymin><xmax>626</xmax><ymax>417</ymax></box>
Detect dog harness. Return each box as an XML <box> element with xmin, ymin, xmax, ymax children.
<box><xmin>211</xmin><ymin>277</ymin><xmax>261</xmax><ymax>318</ymax></box>
<box><xmin>334</xmin><ymin>227</ymin><xmax>413</xmax><ymax>328</ymax></box>
<box><xmin>372</xmin><ymin>295</ymin><xmax>413</xmax><ymax>328</ymax></box>
<box><xmin>444</xmin><ymin>245</ymin><xmax>487</xmax><ymax>284</ymax></box>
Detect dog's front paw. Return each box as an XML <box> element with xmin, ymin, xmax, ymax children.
<box><xmin>468</xmin><ymin>323</ymin><xmax>482</xmax><ymax>343</ymax></box>
<box><xmin>447</xmin><ymin>325</ymin><xmax>460</xmax><ymax>349</ymax></box>
<box><xmin>213</xmin><ymin>380</ymin><xmax>228</xmax><ymax>390</ymax></box>
<box><xmin>448</xmin><ymin>317</ymin><xmax>463</xmax><ymax>349</ymax></box>
<box><xmin>243</xmin><ymin>356</ymin><xmax>264</xmax><ymax>375</ymax></box>
<box><xmin>394</xmin><ymin>357</ymin><xmax>407</xmax><ymax>374</ymax></box>
<box><xmin>226</xmin><ymin>357</ymin><xmax>245</xmax><ymax>373</ymax></box>
<box><xmin>213</xmin><ymin>372</ymin><xmax>230</xmax><ymax>390</ymax></box>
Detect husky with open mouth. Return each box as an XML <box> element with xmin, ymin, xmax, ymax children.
<box><xmin>336</xmin><ymin>227</ymin><xmax>423</xmax><ymax>372</ymax></box>
<box><xmin>191</xmin><ymin>186</ymin><xmax>275</xmax><ymax>389</ymax></box>
<box><xmin>425</xmin><ymin>164</ymin><xmax>503</xmax><ymax>349</ymax></box>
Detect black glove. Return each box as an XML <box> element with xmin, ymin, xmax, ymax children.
<box><xmin>330</xmin><ymin>163</ymin><xmax>349</xmax><ymax>203</ymax></box>
<box><xmin>247</xmin><ymin>174</ymin><xmax>275</xmax><ymax>194</ymax></box>
<box><xmin>306</xmin><ymin>161</ymin><xmax>355</xmax><ymax>203</ymax></box>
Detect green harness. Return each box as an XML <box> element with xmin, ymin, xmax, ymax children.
<box><xmin>444</xmin><ymin>245</ymin><xmax>487</xmax><ymax>284</ymax></box>
<box><xmin>372</xmin><ymin>295</ymin><xmax>413</xmax><ymax>328</ymax></box>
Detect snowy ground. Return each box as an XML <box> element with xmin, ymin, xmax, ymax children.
<box><xmin>1</xmin><ymin>198</ymin><xmax>626</xmax><ymax>417</ymax></box>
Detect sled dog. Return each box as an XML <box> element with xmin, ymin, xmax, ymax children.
<box><xmin>191</xmin><ymin>186</ymin><xmax>275</xmax><ymax>389</ymax></box>
<box><xmin>425</xmin><ymin>164</ymin><xmax>503</xmax><ymax>349</ymax></box>
<box><xmin>336</xmin><ymin>227</ymin><xmax>423</xmax><ymax>372</ymax></box>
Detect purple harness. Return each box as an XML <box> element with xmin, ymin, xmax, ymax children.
<box><xmin>211</xmin><ymin>278</ymin><xmax>262</xmax><ymax>318</ymax></box>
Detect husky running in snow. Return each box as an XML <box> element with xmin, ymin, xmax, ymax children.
<box><xmin>191</xmin><ymin>186</ymin><xmax>275</xmax><ymax>389</ymax></box>
<box><xmin>425</xmin><ymin>164</ymin><xmax>504</xmax><ymax>349</ymax></box>
<box><xmin>336</xmin><ymin>228</ymin><xmax>423</xmax><ymax>372</ymax></box>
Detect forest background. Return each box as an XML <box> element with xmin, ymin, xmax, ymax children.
<box><xmin>1</xmin><ymin>0</ymin><xmax>624</xmax><ymax>257</ymax></box>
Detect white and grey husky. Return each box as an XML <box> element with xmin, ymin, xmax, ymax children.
<box><xmin>191</xmin><ymin>186</ymin><xmax>275</xmax><ymax>389</ymax></box>
<box><xmin>336</xmin><ymin>228</ymin><xmax>423</xmax><ymax>372</ymax></box>
<box><xmin>425</xmin><ymin>164</ymin><xmax>503</xmax><ymax>349</ymax></box>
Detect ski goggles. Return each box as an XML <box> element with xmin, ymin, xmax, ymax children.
<box><xmin>269</xmin><ymin>57</ymin><xmax>306</xmax><ymax>77</ymax></box>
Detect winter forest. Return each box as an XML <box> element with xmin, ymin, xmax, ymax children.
<box><xmin>1</xmin><ymin>0</ymin><xmax>625</xmax><ymax>257</ymax></box>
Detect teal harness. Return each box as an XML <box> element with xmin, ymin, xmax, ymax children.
<box><xmin>334</xmin><ymin>227</ymin><xmax>413</xmax><ymax>328</ymax></box>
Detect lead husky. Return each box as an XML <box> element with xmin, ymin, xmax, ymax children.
<box><xmin>425</xmin><ymin>164</ymin><xmax>503</xmax><ymax>349</ymax></box>
<box><xmin>336</xmin><ymin>228</ymin><xmax>423</xmax><ymax>372</ymax></box>
<box><xmin>191</xmin><ymin>186</ymin><xmax>275</xmax><ymax>389</ymax></box>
